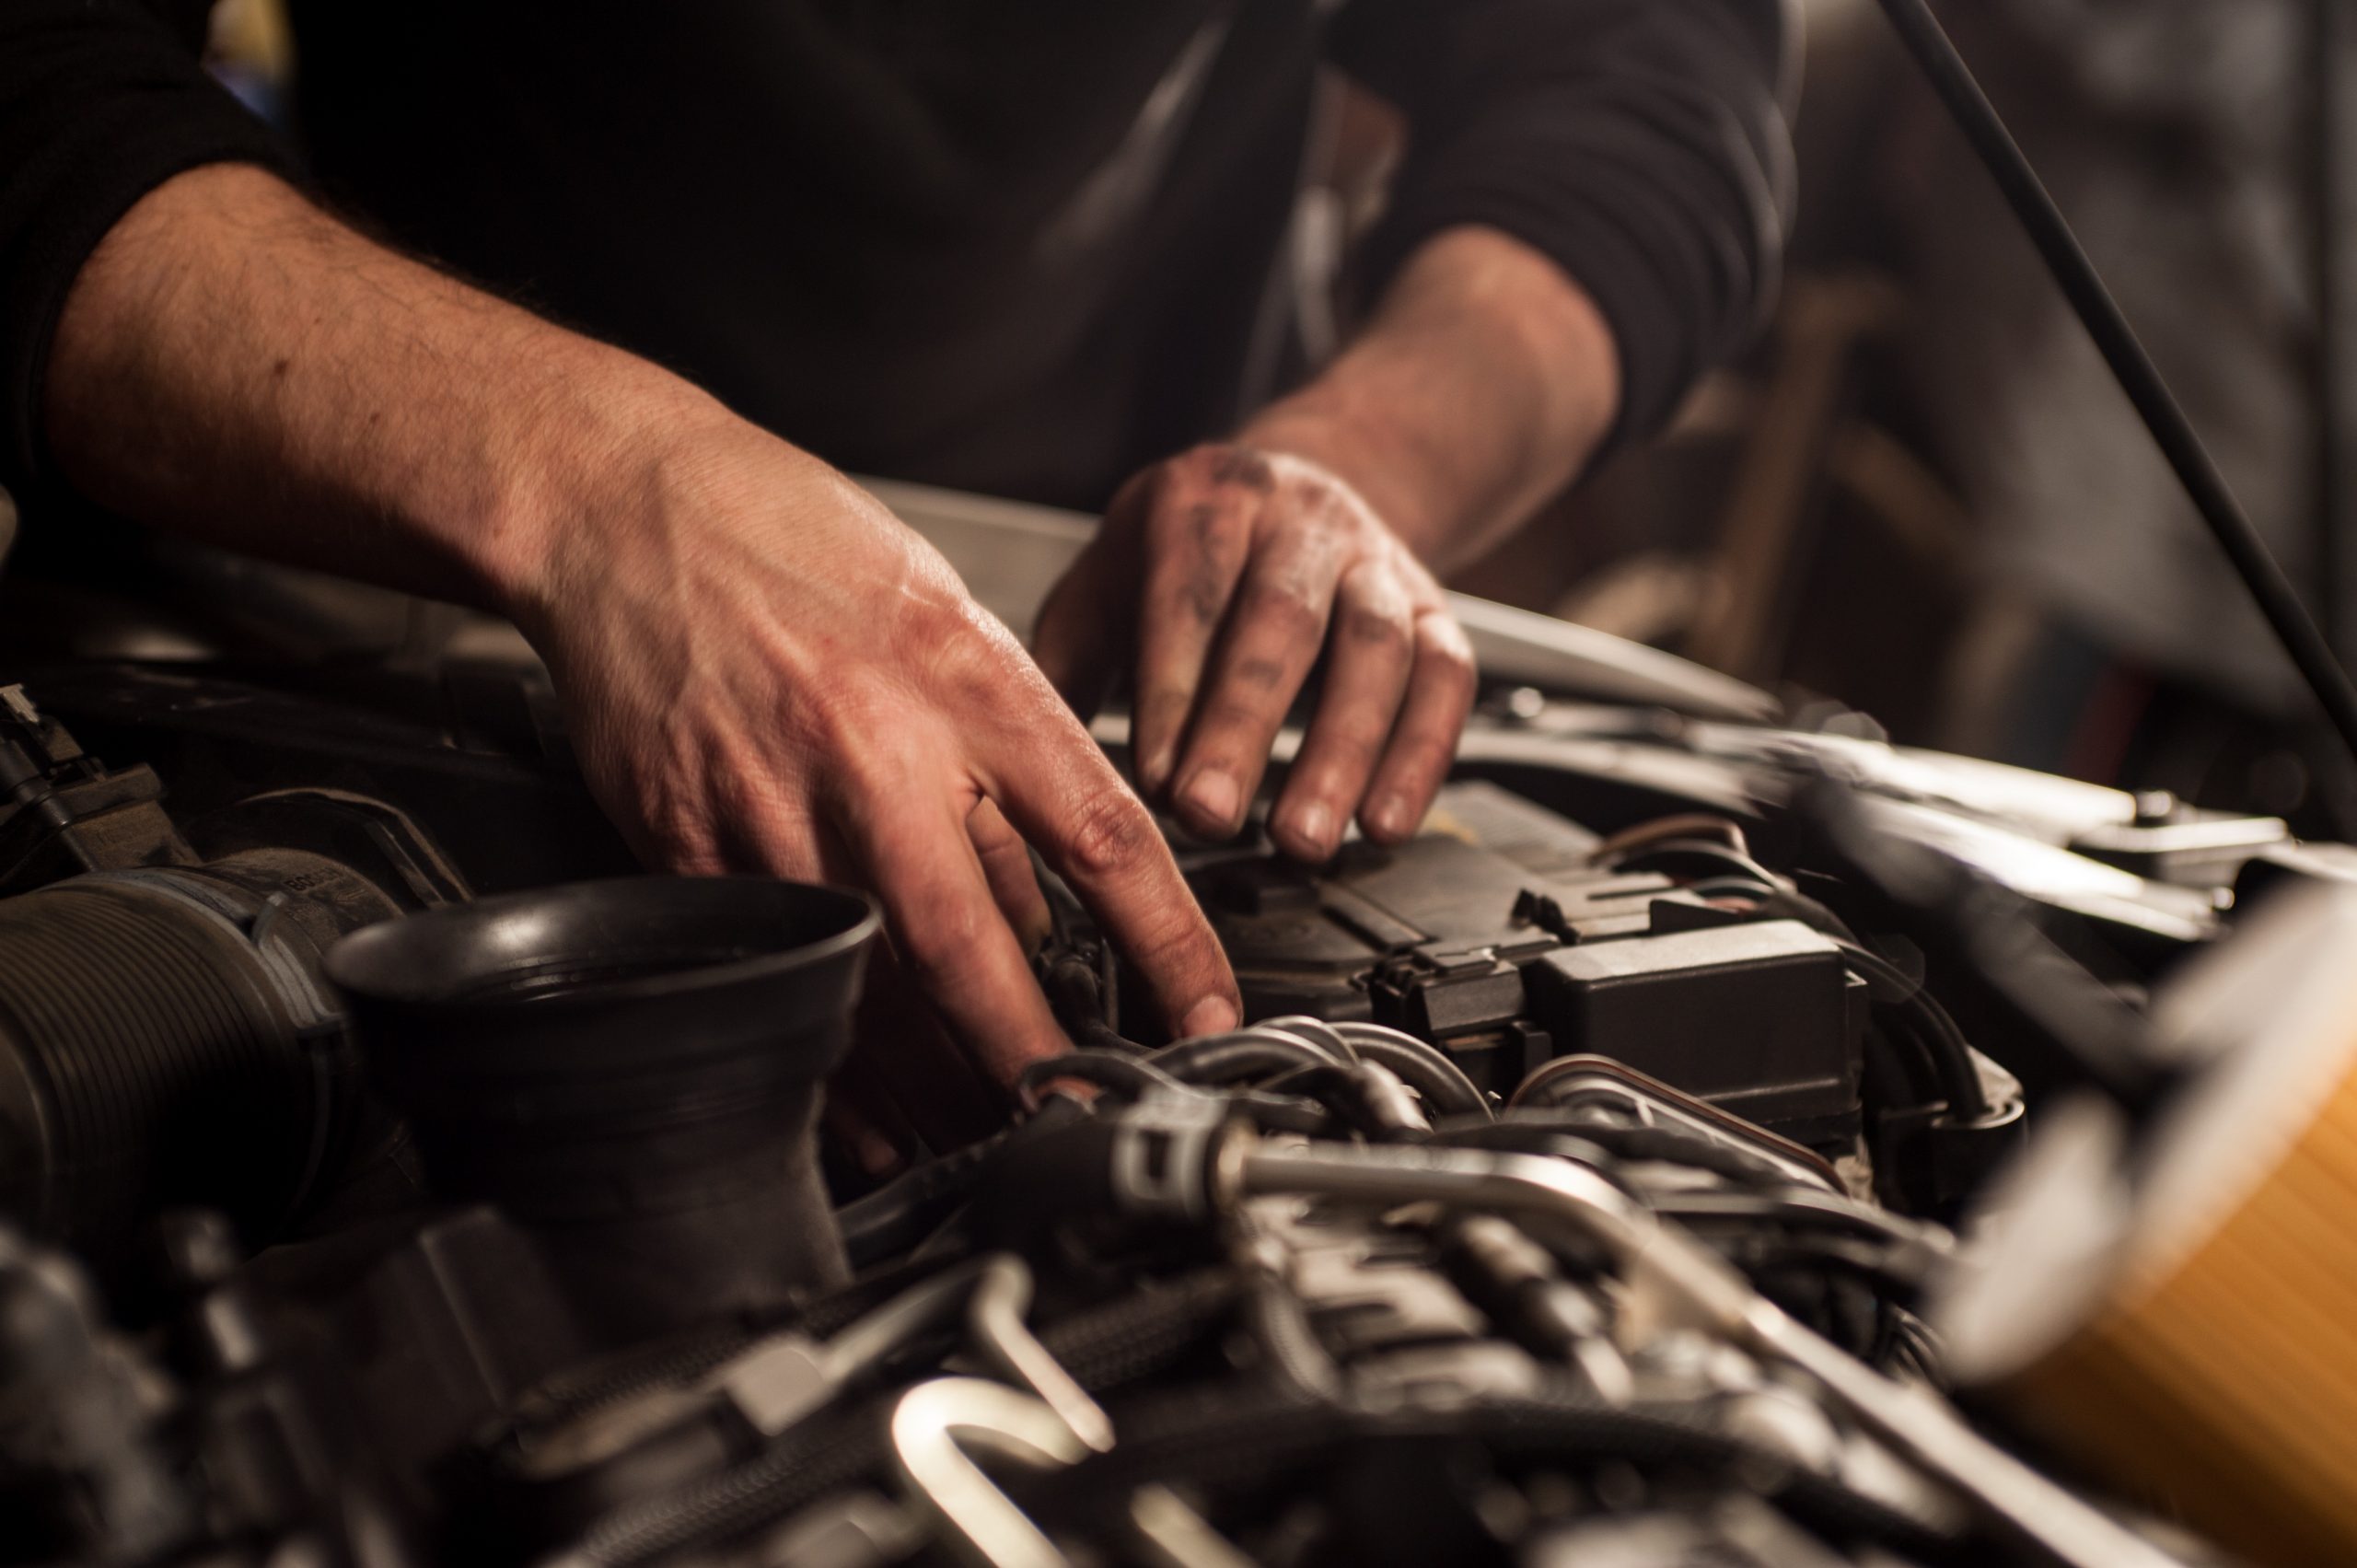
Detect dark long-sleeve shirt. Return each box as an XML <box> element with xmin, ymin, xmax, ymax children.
<box><xmin>0</xmin><ymin>0</ymin><xmax>1794</xmax><ymax>517</ymax></box>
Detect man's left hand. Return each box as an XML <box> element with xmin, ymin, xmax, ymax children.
<box><xmin>1033</xmin><ymin>441</ymin><xmax>1476</xmax><ymax>863</ymax></box>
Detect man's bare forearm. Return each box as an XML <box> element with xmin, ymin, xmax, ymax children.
<box><xmin>40</xmin><ymin>158</ymin><xmax>1244</xmax><ymax>1079</ymax></box>
<box><xmin>44</xmin><ymin>162</ymin><xmax>707</xmax><ymax>613</ymax></box>
<box><xmin>1240</xmin><ymin>225</ymin><xmax>1623</xmax><ymax>575</ymax></box>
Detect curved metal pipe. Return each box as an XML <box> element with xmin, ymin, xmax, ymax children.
<box><xmin>1252</xmin><ymin>1016</ymin><xmax>1359</xmax><ymax>1063</ymax></box>
<box><xmin>968</xmin><ymin>1256</ymin><xmax>1115</xmax><ymax>1453</ymax></box>
<box><xmin>889</xmin><ymin>1377</ymin><xmax>1087</xmax><ymax>1568</ymax></box>
<box><xmin>1234</xmin><ymin>1142</ymin><xmax>2182</xmax><ymax>1568</ymax></box>
<box><xmin>1326</xmin><ymin>1021</ymin><xmax>1492</xmax><ymax>1120</ymax></box>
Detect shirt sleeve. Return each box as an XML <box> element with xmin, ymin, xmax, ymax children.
<box><xmin>0</xmin><ymin>0</ymin><xmax>295</xmax><ymax>498</ymax></box>
<box><xmin>1328</xmin><ymin>0</ymin><xmax>1797</xmax><ymax>447</ymax></box>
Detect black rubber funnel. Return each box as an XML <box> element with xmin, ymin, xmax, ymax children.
<box><xmin>326</xmin><ymin>877</ymin><xmax>879</xmax><ymax>1342</ymax></box>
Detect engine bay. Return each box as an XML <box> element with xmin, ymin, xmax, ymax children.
<box><xmin>0</xmin><ymin>649</ymin><xmax>2329</xmax><ymax>1568</ymax></box>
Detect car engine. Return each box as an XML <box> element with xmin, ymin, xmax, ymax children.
<box><xmin>0</xmin><ymin>638</ymin><xmax>2324</xmax><ymax>1568</ymax></box>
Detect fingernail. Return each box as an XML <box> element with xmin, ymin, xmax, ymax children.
<box><xmin>1183</xmin><ymin>769</ymin><xmax>1240</xmax><ymax>832</ymax></box>
<box><xmin>1181</xmin><ymin>995</ymin><xmax>1239</xmax><ymax>1038</ymax></box>
<box><xmin>1291</xmin><ymin>802</ymin><xmax>1335</xmax><ymax>858</ymax></box>
<box><xmin>1367</xmin><ymin>795</ymin><xmax>1413</xmax><ymax>841</ymax></box>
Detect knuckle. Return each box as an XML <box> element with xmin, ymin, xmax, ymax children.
<box><xmin>928</xmin><ymin>606</ymin><xmax>1028</xmax><ymax>701</ymax></box>
<box><xmin>801</xmin><ymin>671</ymin><xmax>895</xmax><ymax>748</ymax></box>
<box><xmin>1404</xmin><ymin>736</ymin><xmax>1461</xmax><ymax>783</ymax></box>
<box><xmin>1148</xmin><ymin>523</ymin><xmax>1247</xmax><ymax>625</ymax></box>
<box><xmin>1130</xmin><ymin>917</ymin><xmax>1207</xmax><ymax>989</ymax></box>
<box><xmin>1346</xmin><ymin>601</ymin><xmax>1412</xmax><ymax>655</ymax></box>
<box><xmin>1328</xmin><ymin>718</ymin><xmax>1392</xmax><ymax>772</ymax></box>
<box><xmin>1394</xmin><ymin>733</ymin><xmax>1457</xmax><ymax>791</ymax></box>
<box><xmin>1061</xmin><ymin>786</ymin><xmax>1159</xmax><ymax>880</ymax></box>
<box><xmin>1171</xmin><ymin>441</ymin><xmax>1273</xmax><ymax>493</ymax></box>
<box><xmin>1242</xmin><ymin>580</ymin><xmax>1324</xmax><ymax>641</ymax></box>
<box><xmin>1421</xmin><ymin>621</ymin><xmax>1479</xmax><ymax>692</ymax></box>
<box><xmin>1200</xmin><ymin>696</ymin><xmax>1279</xmax><ymax>748</ymax></box>
<box><xmin>1421</xmin><ymin>610</ymin><xmax>1474</xmax><ymax>659</ymax></box>
<box><xmin>1224</xmin><ymin>655</ymin><xmax>1293</xmax><ymax>700</ymax></box>
<box><xmin>1116</xmin><ymin>887</ymin><xmax>1220</xmax><ymax>979</ymax></box>
<box><xmin>1151</xmin><ymin>448</ymin><xmax>1225</xmax><ymax>505</ymax></box>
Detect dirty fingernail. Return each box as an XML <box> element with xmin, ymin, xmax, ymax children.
<box><xmin>1181</xmin><ymin>996</ymin><xmax>1239</xmax><ymax>1039</ymax></box>
<box><xmin>1183</xmin><ymin>769</ymin><xmax>1240</xmax><ymax>832</ymax></box>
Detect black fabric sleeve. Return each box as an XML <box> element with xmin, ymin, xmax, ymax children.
<box><xmin>0</xmin><ymin>0</ymin><xmax>295</xmax><ymax>497</ymax></box>
<box><xmin>1329</xmin><ymin>0</ymin><xmax>1796</xmax><ymax>447</ymax></box>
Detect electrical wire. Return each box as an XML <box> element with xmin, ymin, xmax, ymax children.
<box><xmin>1586</xmin><ymin>819</ymin><xmax>1993</xmax><ymax>1121</ymax></box>
<box><xmin>836</xmin><ymin>1133</ymin><xmax>1016</xmax><ymax>1272</ymax></box>
<box><xmin>1589</xmin><ymin>814</ymin><xmax>1754</xmax><ymax>863</ymax></box>
<box><xmin>1833</xmin><ymin>940</ymin><xmax>1991</xmax><ymax>1120</ymax></box>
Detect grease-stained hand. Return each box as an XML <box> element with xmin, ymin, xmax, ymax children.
<box><xmin>1034</xmin><ymin>443</ymin><xmax>1476</xmax><ymax>862</ymax></box>
<box><xmin>513</xmin><ymin>411</ymin><xmax>1240</xmax><ymax>1094</ymax></box>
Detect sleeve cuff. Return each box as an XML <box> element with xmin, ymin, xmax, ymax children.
<box><xmin>1</xmin><ymin>43</ymin><xmax>295</xmax><ymax>497</ymax></box>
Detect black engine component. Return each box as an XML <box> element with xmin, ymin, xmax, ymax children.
<box><xmin>1523</xmin><ymin>920</ymin><xmax>1864</xmax><ymax>1138</ymax></box>
<box><xmin>329</xmin><ymin>877</ymin><xmax>880</xmax><ymax>1343</ymax></box>
<box><xmin>0</xmin><ymin>686</ymin><xmax>464</xmax><ymax>1258</ymax></box>
<box><xmin>0</xmin><ymin>862</ymin><xmax>370</xmax><ymax>1253</ymax></box>
<box><xmin>1189</xmin><ymin>784</ymin><xmax>1877</xmax><ymax>1152</ymax></box>
<box><xmin>0</xmin><ymin>660</ymin><xmax>2282</xmax><ymax>1568</ymax></box>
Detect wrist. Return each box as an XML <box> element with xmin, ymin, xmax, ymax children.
<box><xmin>1237</xmin><ymin>396</ymin><xmax>1455</xmax><ymax>562</ymax></box>
<box><xmin>472</xmin><ymin>351</ymin><xmax>734</xmax><ymax>626</ymax></box>
<box><xmin>1243</xmin><ymin>226</ymin><xmax>1623</xmax><ymax>575</ymax></box>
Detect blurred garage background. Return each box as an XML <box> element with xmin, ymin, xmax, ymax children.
<box><xmin>193</xmin><ymin>0</ymin><xmax>2357</xmax><ymax>830</ymax></box>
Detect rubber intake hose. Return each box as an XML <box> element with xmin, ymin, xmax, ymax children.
<box><xmin>327</xmin><ymin>877</ymin><xmax>880</xmax><ymax>1345</ymax></box>
<box><xmin>0</xmin><ymin>854</ymin><xmax>397</xmax><ymax>1255</ymax></box>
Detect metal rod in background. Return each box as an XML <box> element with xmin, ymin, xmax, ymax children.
<box><xmin>1875</xmin><ymin>0</ymin><xmax>2357</xmax><ymax>766</ymax></box>
<box><xmin>2316</xmin><ymin>0</ymin><xmax>2356</xmax><ymax>670</ymax></box>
